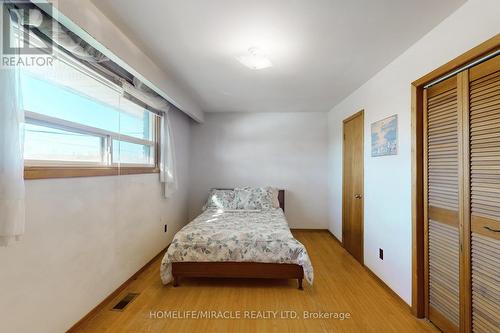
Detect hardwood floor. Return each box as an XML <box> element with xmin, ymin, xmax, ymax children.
<box><xmin>73</xmin><ymin>230</ymin><xmax>438</xmax><ymax>333</ymax></box>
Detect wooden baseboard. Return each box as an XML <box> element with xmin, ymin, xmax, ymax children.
<box><xmin>363</xmin><ymin>265</ymin><xmax>411</xmax><ymax>312</ymax></box>
<box><xmin>290</xmin><ymin>228</ymin><xmax>329</xmax><ymax>232</ymax></box>
<box><xmin>66</xmin><ymin>245</ymin><xmax>169</xmax><ymax>333</ymax></box>
<box><xmin>323</xmin><ymin>229</ymin><xmax>411</xmax><ymax>312</ymax></box>
<box><xmin>292</xmin><ymin>229</ymin><xmax>343</xmax><ymax>246</ymax></box>
<box><xmin>325</xmin><ymin>229</ymin><xmax>343</xmax><ymax>246</ymax></box>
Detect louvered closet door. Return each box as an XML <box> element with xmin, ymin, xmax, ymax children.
<box><xmin>425</xmin><ymin>76</ymin><xmax>461</xmax><ymax>333</ymax></box>
<box><xmin>469</xmin><ymin>55</ymin><xmax>500</xmax><ymax>333</ymax></box>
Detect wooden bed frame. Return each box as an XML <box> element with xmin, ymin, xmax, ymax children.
<box><xmin>172</xmin><ymin>189</ymin><xmax>305</xmax><ymax>289</ymax></box>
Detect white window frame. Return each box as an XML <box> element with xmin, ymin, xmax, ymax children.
<box><xmin>24</xmin><ymin>110</ymin><xmax>158</xmax><ymax>168</ymax></box>
<box><xmin>21</xmin><ymin>31</ymin><xmax>158</xmax><ymax>168</ymax></box>
<box><xmin>12</xmin><ymin>11</ymin><xmax>161</xmax><ymax>179</ymax></box>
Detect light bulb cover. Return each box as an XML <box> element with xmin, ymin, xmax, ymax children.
<box><xmin>237</xmin><ymin>47</ymin><xmax>273</xmax><ymax>70</ymax></box>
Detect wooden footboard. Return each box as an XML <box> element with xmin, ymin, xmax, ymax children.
<box><xmin>172</xmin><ymin>262</ymin><xmax>304</xmax><ymax>290</ymax></box>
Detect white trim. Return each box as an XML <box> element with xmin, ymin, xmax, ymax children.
<box><xmin>56</xmin><ymin>49</ymin><xmax>122</xmax><ymax>94</ymax></box>
<box><xmin>111</xmin><ymin>163</ymin><xmax>155</xmax><ymax>168</ymax></box>
<box><xmin>25</xmin><ymin>160</ymin><xmax>155</xmax><ymax>168</ymax></box>
<box><xmin>25</xmin><ymin>111</ymin><xmax>155</xmax><ymax>147</ymax></box>
<box><xmin>24</xmin><ymin>111</ymin><xmax>157</xmax><ymax>168</ymax></box>
<box><xmin>24</xmin><ymin>159</ymin><xmax>105</xmax><ymax>167</ymax></box>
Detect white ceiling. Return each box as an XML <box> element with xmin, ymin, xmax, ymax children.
<box><xmin>92</xmin><ymin>0</ymin><xmax>465</xmax><ymax>113</ymax></box>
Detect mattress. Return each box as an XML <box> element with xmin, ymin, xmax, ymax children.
<box><xmin>160</xmin><ymin>208</ymin><xmax>314</xmax><ymax>285</ymax></box>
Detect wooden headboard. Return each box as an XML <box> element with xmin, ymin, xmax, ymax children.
<box><xmin>214</xmin><ymin>188</ymin><xmax>285</xmax><ymax>212</ymax></box>
<box><xmin>278</xmin><ymin>189</ymin><xmax>285</xmax><ymax>212</ymax></box>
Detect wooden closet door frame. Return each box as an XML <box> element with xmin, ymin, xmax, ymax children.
<box><xmin>342</xmin><ymin>110</ymin><xmax>364</xmax><ymax>264</ymax></box>
<box><xmin>457</xmin><ymin>69</ymin><xmax>471</xmax><ymax>333</ymax></box>
<box><xmin>411</xmin><ymin>34</ymin><xmax>499</xmax><ymax>327</ymax></box>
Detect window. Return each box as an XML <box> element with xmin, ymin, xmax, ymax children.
<box><xmin>22</xmin><ymin>51</ymin><xmax>160</xmax><ymax>179</ymax></box>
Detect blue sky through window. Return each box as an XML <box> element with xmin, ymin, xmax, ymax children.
<box><xmin>22</xmin><ymin>70</ymin><xmax>154</xmax><ymax>164</ymax></box>
<box><xmin>21</xmin><ymin>72</ymin><xmax>150</xmax><ymax>139</ymax></box>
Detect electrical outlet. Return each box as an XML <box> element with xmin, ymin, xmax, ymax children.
<box><xmin>379</xmin><ymin>248</ymin><xmax>384</xmax><ymax>260</ymax></box>
<box><xmin>164</xmin><ymin>224</ymin><xmax>168</xmax><ymax>233</ymax></box>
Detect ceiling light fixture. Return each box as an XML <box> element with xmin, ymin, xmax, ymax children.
<box><xmin>237</xmin><ymin>47</ymin><xmax>273</xmax><ymax>70</ymax></box>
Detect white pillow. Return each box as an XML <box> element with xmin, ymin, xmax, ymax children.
<box><xmin>267</xmin><ymin>187</ymin><xmax>281</xmax><ymax>209</ymax></box>
<box><xmin>234</xmin><ymin>187</ymin><xmax>274</xmax><ymax>210</ymax></box>
<box><xmin>203</xmin><ymin>189</ymin><xmax>237</xmax><ymax>210</ymax></box>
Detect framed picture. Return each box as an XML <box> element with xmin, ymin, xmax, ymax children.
<box><xmin>371</xmin><ymin>114</ymin><xmax>398</xmax><ymax>157</ymax></box>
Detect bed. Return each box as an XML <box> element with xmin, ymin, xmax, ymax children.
<box><xmin>160</xmin><ymin>189</ymin><xmax>313</xmax><ymax>289</ymax></box>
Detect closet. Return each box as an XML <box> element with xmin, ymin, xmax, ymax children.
<box><xmin>424</xmin><ymin>54</ymin><xmax>499</xmax><ymax>333</ymax></box>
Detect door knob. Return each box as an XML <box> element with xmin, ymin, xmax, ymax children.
<box><xmin>354</xmin><ymin>194</ymin><xmax>362</xmax><ymax>199</ymax></box>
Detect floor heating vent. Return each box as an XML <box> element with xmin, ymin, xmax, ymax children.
<box><xmin>111</xmin><ymin>293</ymin><xmax>139</xmax><ymax>312</ymax></box>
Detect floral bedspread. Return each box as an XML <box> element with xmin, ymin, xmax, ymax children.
<box><xmin>160</xmin><ymin>208</ymin><xmax>314</xmax><ymax>285</ymax></box>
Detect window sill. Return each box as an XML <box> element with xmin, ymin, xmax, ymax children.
<box><xmin>24</xmin><ymin>166</ymin><xmax>160</xmax><ymax>180</ymax></box>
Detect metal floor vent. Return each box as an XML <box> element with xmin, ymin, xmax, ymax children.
<box><xmin>111</xmin><ymin>293</ymin><xmax>139</xmax><ymax>312</ymax></box>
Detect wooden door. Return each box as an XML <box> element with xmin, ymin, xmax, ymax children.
<box><xmin>468</xmin><ymin>55</ymin><xmax>500</xmax><ymax>333</ymax></box>
<box><xmin>424</xmin><ymin>76</ymin><xmax>461</xmax><ymax>333</ymax></box>
<box><xmin>424</xmin><ymin>54</ymin><xmax>500</xmax><ymax>333</ymax></box>
<box><xmin>342</xmin><ymin>110</ymin><xmax>364</xmax><ymax>264</ymax></box>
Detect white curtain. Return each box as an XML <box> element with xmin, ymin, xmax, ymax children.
<box><xmin>121</xmin><ymin>79</ymin><xmax>170</xmax><ymax>112</ymax></box>
<box><xmin>122</xmin><ymin>80</ymin><xmax>178</xmax><ymax>198</ymax></box>
<box><xmin>159</xmin><ymin>108</ymin><xmax>177</xmax><ymax>198</ymax></box>
<box><xmin>0</xmin><ymin>12</ymin><xmax>25</xmax><ymax>246</ymax></box>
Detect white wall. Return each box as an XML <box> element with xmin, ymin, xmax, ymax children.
<box><xmin>189</xmin><ymin>112</ymin><xmax>329</xmax><ymax>229</ymax></box>
<box><xmin>0</xmin><ymin>109</ymin><xmax>191</xmax><ymax>333</ymax></box>
<box><xmin>328</xmin><ymin>0</ymin><xmax>500</xmax><ymax>305</ymax></box>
